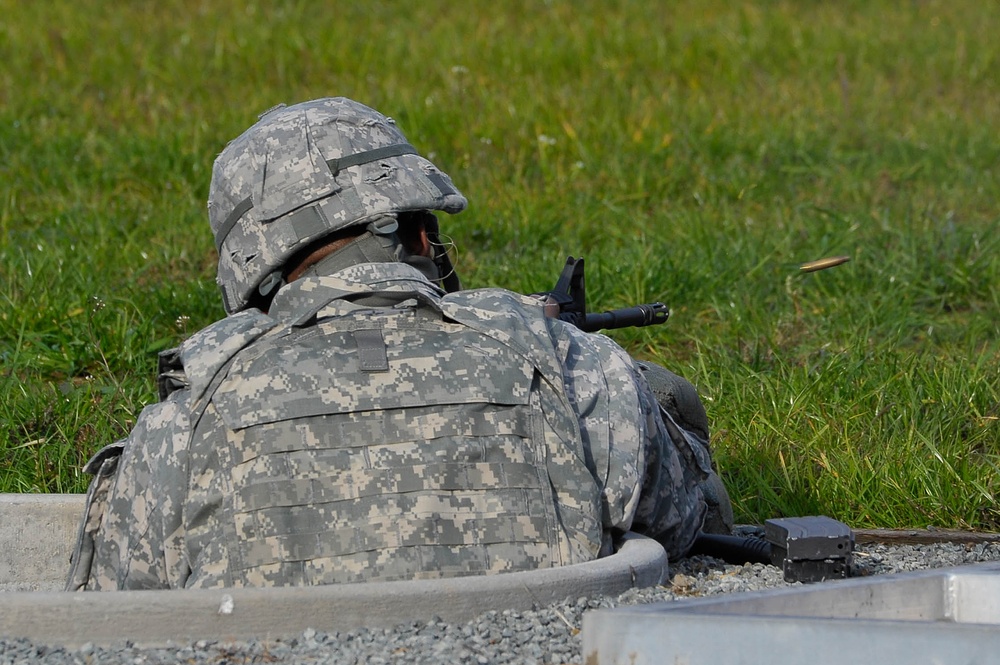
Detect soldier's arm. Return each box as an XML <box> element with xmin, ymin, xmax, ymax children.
<box><xmin>552</xmin><ymin>323</ymin><xmax>708</xmax><ymax>559</ymax></box>
<box><xmin>549</xmin><ymin>327</ymin><xmax>647</xmax><ymax>527</ymax></box>
<box><xmin>67</xmin><ymin>394</ymin><xmax>191</xmax><ymax>590</ymax></box>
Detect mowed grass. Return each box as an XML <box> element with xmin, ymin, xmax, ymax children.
<box><xmin>1</xmin><ymin>1</ymin><xmax>997</xmax><ymax>528</ymax></box>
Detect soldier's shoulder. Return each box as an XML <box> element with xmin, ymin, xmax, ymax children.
<box><xmin>163</xmin><ymin>309</ymin><xmax>280</xmax><ymax>400</ymax></box>
<box><xmin>442</xmin><ymin>287</ymin><xmax>547</xmax><ymax>324</ymax></box>
<box><xmin>182</xmin><ymin>308</ymin><xmax>276</xmax><ymax>350</ymax></box>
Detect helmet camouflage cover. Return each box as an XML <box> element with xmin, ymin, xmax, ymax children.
<box><xmin>208</xmin><ymin>97</ymin><xmax>468</xmax><ymax>313</ymax></box>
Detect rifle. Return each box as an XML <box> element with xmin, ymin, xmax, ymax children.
<box><xmin>538</xmin><ymin>256</ymin><xmax>670</xmax><ymax>333</ymax></box>
<box><xmin>541</xmin><ymin>259</ymin><xmax>856</xmax><ymax>582</ymax></box>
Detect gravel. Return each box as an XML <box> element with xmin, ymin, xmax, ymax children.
<box><xmin>4</xmin><ymin>540</ymin><xmax>1000</xmax><ymax>664</ymax></box>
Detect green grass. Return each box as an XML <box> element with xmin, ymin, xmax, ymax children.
<box><xmin>1</xmin><ymin>0</ymin><xmax>997</xmax><ymax>529</ymax></box>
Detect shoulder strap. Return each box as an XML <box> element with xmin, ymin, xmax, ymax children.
<box><xmin>288</xmin><ymin>288</ymin><xmax>445</xmax><ymax>328</ymax></box>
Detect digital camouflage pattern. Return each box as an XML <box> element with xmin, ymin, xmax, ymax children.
<box><xmin>67</xmin><ymin>263</ymin><xmax>709</xmax><ymax>590</ymax></box>
<box><xmin>209</xmin><ymin>97</ymin><xmax>468</xmax><ymax>314</ymax></box>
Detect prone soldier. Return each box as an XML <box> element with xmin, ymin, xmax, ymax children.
<box><xmin>66</xmin><ymin>97</ymin><xmax>730</xmax><ymax>590</ymax></box>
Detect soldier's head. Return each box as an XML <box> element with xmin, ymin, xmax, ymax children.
<box><xmin>208</xmin><ymin>97</ymin><xmax>467</xmax><ymax>314</ymax></box>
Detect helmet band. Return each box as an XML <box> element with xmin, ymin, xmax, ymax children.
<box><xmin>214</xmin><ymin>143</ymin><xmax>419</xmax><ymax>252</ymax></box>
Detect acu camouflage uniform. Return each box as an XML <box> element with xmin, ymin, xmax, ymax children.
<box><xmin>66</xmin><ymin>97</ymin><xmax>710</xmax><ymax>590</ymax></box>
<box><xmin>67</xmin><ymin>263</ymin><xmax>710</xmax><ymax>589</ymax></box>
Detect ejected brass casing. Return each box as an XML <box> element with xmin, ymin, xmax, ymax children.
<box><xmin>799</xmin><ymin>256</ymin><xmax>851</xmax><ymax>273</ymax></box>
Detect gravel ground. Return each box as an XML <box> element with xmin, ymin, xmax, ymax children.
<box><xmin>4</xmin><ymin>540</ymin><xmax>1000</xmax><ymax>664</ymax></box>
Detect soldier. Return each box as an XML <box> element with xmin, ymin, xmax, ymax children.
<box><xmin>66</xmin><ymin>97</ymin><xmax>730</xmax><ymax>590</ymax></box>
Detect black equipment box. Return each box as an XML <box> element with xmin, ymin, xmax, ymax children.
<box><xmin>765</xmin><ymin>516</ymin><xmax>854</xmax><ymax>583</ymax></box>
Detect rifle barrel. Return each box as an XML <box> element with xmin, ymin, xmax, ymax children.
<box><xmin>578</xmin><ymin>302</ymin><xmax>669</xmax><ymax>333</ymax></box>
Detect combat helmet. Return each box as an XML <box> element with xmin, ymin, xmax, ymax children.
<box><xmin>208</xmin><ymin>97</ymin><xmax>468</xmax><ymax>313</ymax></box>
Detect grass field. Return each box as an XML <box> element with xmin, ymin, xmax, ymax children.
<box><xmin>1</xmin><ymin>0</ymin><xmax>997</xmax><ymax>529</ymax></box>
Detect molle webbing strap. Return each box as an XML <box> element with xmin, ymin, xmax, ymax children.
<box><xmin>214</xmin><ymin>143</ymin><xmax>419</xmax><ymax>251</ymax></box>
<box><xmin>325</xmin><ymin>143</ymin><xmax>417</xmax><ymax>176</ymax></box>
<box><xmin>215</xmin><ymin>197</ymin><xmax>255</xmax><ymax>250</ymax></box>
<box><xmin>353</xmin><ymin>329</ymin><xmax>389</xmax><ymax>372</ymax></box>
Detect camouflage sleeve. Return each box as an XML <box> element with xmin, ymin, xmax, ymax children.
<box><xmin>82</xmin><ymin>391</ymin><xmax>192</xmax><ymax>590</ymax></box>
<box><xmin>551</xmin><ymin>323</ymin><xmax>707</xmax><ymax>559</ymax></box>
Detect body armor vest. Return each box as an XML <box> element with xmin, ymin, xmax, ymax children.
<box><xmin>183</xmin><ymin>285</ymin><xmax>602</xmax><ymax>587</ymax></box>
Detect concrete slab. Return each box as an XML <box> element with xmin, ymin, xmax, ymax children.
<box><xmin>0</xmin><ymin>493</ymin><xmax>84</xmax><ymax>592</ymax></box>
<box><xmin>582</xmin><ymin>561</ymin><xmax>1000</xmax><ymax>665</ymax></box>
<box><xmin>0</xmin><ymin>494</ymin><xmax>668</xmax><ymax>648</ymax></box>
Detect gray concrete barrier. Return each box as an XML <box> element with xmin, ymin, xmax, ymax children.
<box><xmin>582</xmin><ymin>562</ymin><xmax>1000</xmax><ymax>665</ymax></box>
<box><xmin>0</xmin><ymin>493</ymin><xmax>84</xmax><ymax>592</ymax></box>
<box><xmin>0</xmin><ymin>494</ymin><xmax>668</xmax><ymax>648</ymax></box>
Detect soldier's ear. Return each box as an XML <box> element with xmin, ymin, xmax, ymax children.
<box><xmin>413</xmin><ymin>226</ymin><xmax>432</xmax><ymax>258</ymax></box>
<box><xmin>398</xmin><ymin>213</ymin><xmax>432</xmax><ymax>257</ymax></box>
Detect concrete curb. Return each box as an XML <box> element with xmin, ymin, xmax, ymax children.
<box><xmin>0</xmin><ymin>494</ymin><xmax>668</xmax><ymax>648</ymax></box>
<box><xmin>0</xmin><ymin>493</ymin><xmax>83</xmax><ymax>592</ymax></box>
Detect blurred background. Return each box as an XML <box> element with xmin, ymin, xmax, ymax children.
<box><xmin>1</xmin><ymin>1</ymin><xmax>997</xmax><ymax>529</ymax></box>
